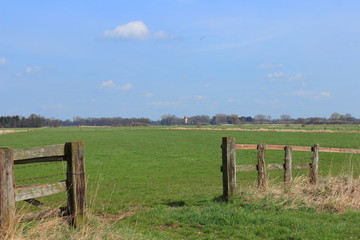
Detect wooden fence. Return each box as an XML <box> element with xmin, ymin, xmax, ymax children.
<box><xmin>0</xmin><ymin>142</ymin><xmax>86</xmax><ymax>237</ymax></box>
<box><xmin>221</xmin><ymin>137</ymin><xmax>360</xmax><ymax>201</ymax></box>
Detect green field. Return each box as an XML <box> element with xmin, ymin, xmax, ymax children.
<box><xmin>2</xmin><ymin>126</ymin><xmax>360</xmax><ymax>239</ymax></box>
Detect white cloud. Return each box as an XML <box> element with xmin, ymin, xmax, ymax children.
<box><xmin>267</xmin><ymin>72</ymin><xmax>285</xmax><ymax>79</ymax></box>
<box><xmin>290</xmin><ymin>90</ymin><xmax>331</xmax><ymax>99</ymax></box>
<box><xmin>26</xmin><ymin>66</ymin><xmax>41</xmax><ymax>74</ymax></box>
<box><xmin>257</xmin><ymin>63</ymin><xmax>283</xmax><ymax>70</ymax></box>
<box><xmin>144</xmin><ymin>93</ymin><xmax>154</xmax><ymax>97</ymax></box>
<box><xmin>0</xmin><ymin>57</ymin><xmax>7</xmax><ymax>66</ymax></box>
<box><xmin>195</xmin><ymin>95</ymin><xmax>206</xmax><ymax>100</ymax></box>
<box><xmin>119</xmin><ymin>83</ymin><xmax>133</xmax><ymax>90</ymax></box>
<box><xmin>320</xmin><ymin>91</ymin><xmax>331</xmax><ymax>97</ymax></box>
<box><xmin>102</xmin><ymin>80</ymin><xmax>116</xmax><ymax>88</ymax></box>
<box><xmin>288</xmin><ymin>73</ymin><xmax>304</xmax><ymax>81</ymax></box>
<box><xmin>101</xmin><ymin>81</ymin><xmax>133</xmax><ymax>90</ymax></box>
<box><xmin>103</xmin><ymin>21</ymin><xmax>174</xmax><ymax>40</ymax></box>
<box><xmin>292</xmin><ymin>90</ymin><xmax>312</xmax><ymax>97</ymax></box>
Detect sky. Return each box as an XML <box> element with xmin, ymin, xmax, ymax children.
<box><xmin>1</xmin><ymin>0</ymin><xmax>359</xmax><ymax>120</ymax></box>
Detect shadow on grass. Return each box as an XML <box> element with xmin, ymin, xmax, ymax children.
<box><xmin>165</xmin><ymin>201</ymin><xmax>187</xmax><ymax>207</ymax></box>
<box><xmin>213</xmin><ymin>195</ymin><xmax>226</xmax><ymax>203</ymax></box>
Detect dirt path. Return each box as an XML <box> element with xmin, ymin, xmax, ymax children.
<box><xmin>0</xmin><ymin>129</ymin><xmax>29</xmax><ymax>135</ymax></box>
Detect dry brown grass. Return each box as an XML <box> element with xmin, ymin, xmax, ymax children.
<box><xmin>248</xmin><ymin>174</ymin><xmax>360</xmax><ymax>213</ymax></box>
<box><xmin>7</xmin><ymin>174</ymin><xmax>360</xmax><ymax>239</ymax></box>
<box><xmin>12</xmin><ymin>212</ymin><xmax>143</xmax><ymax>240</ymax></box>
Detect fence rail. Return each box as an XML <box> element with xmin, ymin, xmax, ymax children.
<box><xmin>234</xmin><ymin>144</ymin><xmax>360</xmax><ymax>153</ymax></box>
<box><xmin>0</xmin><ymin>142</ymin><xmax>86</xmax><ymax>238</ymax></box>
<box><xmin>221</xmin><ymin>137</ymin><xmax>360</xmax><ymax>201</ymax></box>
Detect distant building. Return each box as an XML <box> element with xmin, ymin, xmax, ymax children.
<box><xmin>184</xmin><ymin>116</ymin><xmax>189</xmax><ymax>124</ymax></box>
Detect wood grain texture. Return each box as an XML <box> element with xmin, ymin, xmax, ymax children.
<box><xmin>13</xmin><ymin>144</ymin><xmax>65</xmax><ymax>161</ymax></box>
<box><xmin>15</xmin><ymin>181</ymin><xmax>67</xmax><ymax>202</ymax></box>
<box><xmin>310</xmin><ymin>144</ymin><xmax>319</xmax><ymax>184</ymax></box>
<box><xmin>257</xmin><ymin>143</ymin><xmax>267</xmax><ymax>190</ymax></box>
<box><xmin>65</xmin><ymin>142</ymin><xmax>86</xmax><ymax>227</ymax></box>
<box><xmin>221</xmin><ymin>137</ymin><xmax>236</xmax><ymax>201</ymax></box>
<box><xmin>0</xmin><ymin>148</ymin><xmax>16</xmax><ymax>238</ymax></box>
<box><xmin>284</xmin><ymin>146</ymin><xmax>292</xmax><ymax>184</ymax></box>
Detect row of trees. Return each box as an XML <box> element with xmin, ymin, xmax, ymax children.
<box><xmin>160</xmin><ymin>113</ymin><xmax>360</xmax><ymax>126</ymax></box>
<box><xmin>0</xmin><ymin>114</ymin><xmax>61</xmax><ymax>128</ymax></box>
<box><xmin>0</xmin><ymin>113</ymin><xmax>358</xmax><ymax>128</ymax></box>
<box><xmin>0</xmin><ymin>115</ymin><xmax>151</xmax><ymax>128</ymax></box>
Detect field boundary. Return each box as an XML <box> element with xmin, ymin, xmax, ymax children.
<box><xmin>220</xmin><ymin>137</ymin><xmax>360</xmax><ymax>201</ymax></box>
<box><xmin>164</xmin><ymin>127</ymin><xmax>360</xmax><ymax>134</ymax></box>
<box><xmin>0</xmin><ymin>142</ymin><xmax>86</xmax><ymax>238</ymax></box>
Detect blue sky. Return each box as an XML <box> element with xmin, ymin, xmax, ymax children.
<box><xmin>1</xmin><ymin>0</ymin><xmax>359</xmax><ymax>120</ymax></box>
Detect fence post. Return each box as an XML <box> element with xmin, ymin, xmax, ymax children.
<box><xmin>0</xmin><ymin>148</ymin><xmax>16</xmax><ymax>238</ymax></box>
<box><xmin>257</xmin><ymin>143</ymin><xmax>267</xmax><ymax>190</ymax></box>
<box><xmin>221</xmin><ymin>137</ymin><xmax>236</xmax><ymax>201</ymax></box>
<box><xmin>310</xmin><ymin>144</ymin><xmax>319</xmax><ymax>184</ymax></box>
<box><xmin>65</xmin><ymin>142</ymin><xmax>86</xmax><ymax>227</ymax></box>
<box><xmin>284</xmin><ymin>146</ymin><xmax>293</xmax><ymax>184</ymax></box>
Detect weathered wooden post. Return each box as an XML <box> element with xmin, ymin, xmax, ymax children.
<box><xmin>284</xmin><ymin>146</ymin><xmax>293</xmax><ymax>185</ymax></box>
<box><xmin>221</xmin><ymin>137</ymin><xmax>236</xmax><ymax>201</ymax></box>
<box><xmin>257</xmin><ymin>143</ymin><xmax>267</xmax><ymax>190</ymax></box>
<box><xmin>310</xmin><ymin>144</ymin><xmax>319</xmax><ymax>184</ymax></box>
<box><xmin>0</xmin><ymin>148</ymin><xmax>16</xmax><ymax>238</ymax></box>
<box><xmin>65</xmin><ymin>142</ymin><xmax>86</xmax><ymax>227</ymax></box>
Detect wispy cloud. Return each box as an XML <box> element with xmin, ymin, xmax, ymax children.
<box><xmin>320</xmin><ymin>91</ymin><xmax>331</xmax><ymax>97</ymax></box>
<box><xmin>290</xmin><ymin>90</ymin><xmax>331</xmax><ymax>100</ymax></box>
<box><xmin>227</xmin><ymin>99</ymin><xmax>241</xmax><ymax>104</ymax></box>
<box><xmin>0</xmin><ymin>57</ymin><xmax>7</xmax><ymax>66</ymax></box>
<box><xmin>144</xmin><ymin>93</ymin><xmax>154</xmax><ymax>97</ymax></box>
<box><xmin>26</xmin><ymin>66</ymin><xmax>41</xmax><ymax>74</ymax></box>
<box><xmin>102</xmin><ymin>80</ymin><xmax>116</xmax><ymax>88</ymax></box>
<box><xmin>267</xmin><ymin>72</ymin><xmax>305</xmax><ymax>83</ymax></box>
<box><xmin>288</xmin><ymin>73</ymin><xmax>304</xmax><ymax>81</ymax></box>
<box><xmin>101</xmin><ymin>81</ymin><xmax>133</xmax><ymax>90</ymax></box>
<box><xmin>119</xmin><ymin>83</ymin><xmax>133</xmax><ymax>90</ymax></box>
<box><xmin>184</xmin><ymin>34</ymin><xmax>277</xmax><ymax>54</ymax></box>
<box><xmin>103</xmin><ymin>21</ymin><xmax>175</xmax><ymax>40</ymax></box>
<box><xmin>267</xmin><ymin>72</ymin><xmax>285</xmax><ymax>79</ymax></box>
<box><xmin>195</xmin><ymin>95</ymin><xmax>206</xmax><ymax>101</ymax></box>
<box><xmin>148</xmin><ymin>101</ymin><xmax>181</xmax><ymax>107</ymax></box>
<box><xmin>257</xmin><ymin>63</ymin><xmax>284</xmax><ymax>70</ymax></box>
<box><xmin>42</xmin><ymin>104</ymin><xmax>65</xmax><ymax>110</ymax></box>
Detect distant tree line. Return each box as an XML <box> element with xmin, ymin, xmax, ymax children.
<box><xmin>159</xmin><ymin>113</ymin><xmax>360</xmax><ymax>126</ymax></box>
<box><xmin>0</xmin><ymin>114</ymin><xmax>151</xmax><ymax>128</ymax></box>
<box><xmin>0</xmin><ymin>112</ymin><xmax>358</xmax><ymax>128</ymax></box>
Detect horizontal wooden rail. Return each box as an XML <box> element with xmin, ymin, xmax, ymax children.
<box><xmin>236</xmin><ymin>165</ymin><xmax>257</xmax><ymax>172</ymax></box>
<box><xmin>235</xmin><ymin>144</ymin><xmax>360</xmax><ymax>154</ymax></box>
<box><xmin>235</xmin><ymin>144</ymin><xmax>258</xmax><ymax>150</ymax></box>
<box><xmin>319</xmin><ymin>147</ymin><xmax>360</xmax><ymax>154</ymax></box>
<box><xmin>236</xmin><ymin>163</ymin><xmax>311</xmax><ymax>172</ymax></box>
<box><xmin>14</xmin><ymin>156</ymin><xmax>64</xmax><ymax>165</ymax></box>
<box><xmin>235</xmin><ymin>144</ymin><xmax>312</xmax><ymax>152</ymax></box>
<box><xmin>19</xmin><ymin>208</ymin><xmax>66</xmax><ymax>223</ymax></box>
<box><xmin>14</xmin><ymin>144</ymin><xmax>65</xmax><ymax>161</ymax></box>
<box><xmin>15</xmin><ymin>181</ymin><xmax>67</xmax><ymax>202</ymax></box>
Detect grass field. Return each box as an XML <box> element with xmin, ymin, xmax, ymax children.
<box><xmin>1</xmin><ymin>126</ymin><xmax>360</xmax><ymax>239</ymax></box>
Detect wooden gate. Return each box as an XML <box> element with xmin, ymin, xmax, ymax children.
<box><xmin>0</xmin><ymin>142</ymin><xmax>86</xmax><ymax>237</ymax></box>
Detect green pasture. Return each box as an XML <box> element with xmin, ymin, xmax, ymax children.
<box><xmin>1</xmin><ymin>126</ymin><xmax>360</xmax><ymax>239</ymax></box>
